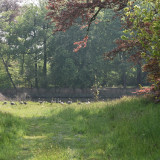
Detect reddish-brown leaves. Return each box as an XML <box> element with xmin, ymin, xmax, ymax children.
<box><xmin>73</xmin><ymin>36</ymin><xmax>89</xmax><ymax>52</ymax></box>
<box><xmin>46</xmin><ymin>0</ymin><xmax>129</xmax><ymax>50</ymax></box>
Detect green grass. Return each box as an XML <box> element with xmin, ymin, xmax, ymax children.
<box><xmin>0</xmin><ymin>96</ymin><xmax>160</xmax><ymax>160</ymax></box>
<box><xmin>0</xmin><ymin>111</ymin><xmax>25</xmax><ymax>159</ymax></box>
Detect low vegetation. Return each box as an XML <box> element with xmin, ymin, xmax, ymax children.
<box><xmin>0</xmin><ymin>112</ymin><xmax>25</xmax><ymax>159</ymax></box>
<box><xmin>0</xmin><ymin>97</ymin><xmax>160</xmax><ymax>160</ymax></box>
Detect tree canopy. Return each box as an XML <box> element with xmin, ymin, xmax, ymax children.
<box><xmin>46</xmin><ymin>0</ymin><xmax>128</xmax><ymax>51</ymax></box>
<box><xmin>47</xmin><ymin>0</ymin><xmax>160</xmax><ymax>100</ymax></box>
<box><xmin>0</xmin><ymin>0</ymin><xmax>145</xmax><ymax>89</ymax></box>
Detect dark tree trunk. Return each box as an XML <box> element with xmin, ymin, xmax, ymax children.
<box><xmin>122</xmin><ymin>68</ymin><xmax>127</xmax><ymax>88</ymax></box>
<box><xmin>34</xmin><ymin>52</ymin><xmax>38</xmax><ymax>88</ymax></box>
<box><xmin>20</xmin><ymin>52</ymin><xmax>25</xmax><ymax>75</ymax></box>
<box><xmin>0</xmin><ymin>54</ymin><xmax>17</xmax><ymax>92</ymax></box>
<box><xmin>136</xmin><ymin>63</ymin><xmax>142</xmax><ymax>86</ymax></box>
<box><xmin>42</xmin><ymin>37</ymin><xmax>47</xmax><ymax>88</ymax></box>
<box><xmin>121</xmin><ymin>53</ymin><xmax>127</xmax><ymax>89</ymax></box>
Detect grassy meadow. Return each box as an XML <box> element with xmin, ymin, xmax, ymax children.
<box><xmin>0</xmin><ymin>96</ymin><xmax>160</xmax><ymax>160</ymax></box>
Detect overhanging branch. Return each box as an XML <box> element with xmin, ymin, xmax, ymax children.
<box><xmin>86</xmin><ymin>7</ymin><xmax>102</xmax><ymax>34</ymax></box>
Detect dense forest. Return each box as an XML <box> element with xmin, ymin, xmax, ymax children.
<box><xmin>0</xmin><ymin>0</ymin><xmax>148</xmax><ymax>90</ymax></box>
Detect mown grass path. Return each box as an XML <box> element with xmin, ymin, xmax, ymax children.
<box><xmin>0</xmin><ymin>97</ymin><xmax>160</xmax><ymax>160</ymax></box>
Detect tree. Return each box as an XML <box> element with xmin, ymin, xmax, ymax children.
<box><xmin>47</xmin><ymin>0</ymin><xmax>160</xmax><ymax>100</ymax></box>
<box><xmin>46</xmin><ymin>0</ymin><xmax>128</xmax><ymax>51</ymax></box>
<box><xmin>47</xmin><ymin>10</ymin><xmax>134</xmax><ymax>88</ymax></box>
<box><xmin>108</xmin><ymin>0</ymin><xmax>160</xmax><ymax>100</ymax></box>
<box><xmin>7</xmin><ymin>1</ymin><xmax>54</xmax><ymax>88</ymax></box>
<box><xmin>0</xmin><ymin>0</ymin><xmax>21</xmax><ymax>91</ymax></box>
<box><xmin>0</xmin><ymin>0</ymin><xmax>147</xmax><ymax>89</ymax></box>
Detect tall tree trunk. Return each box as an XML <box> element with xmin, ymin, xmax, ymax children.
<box><xmin>0</xmin><ymin>54</ymin><xmax>17</xmax><ymax>92</ymax></box>
<box><xmin>33</xmin><ymin>17</ymin><xmax>38</xmax><ymax>88</ymax></box>
<box><xmin>122</xmin><ymin>67</ymin><xmax>127</xmax><ymax>88</ymax></box>
<box><xmin>42</xmin><ymin>37</ymin><xmax>47</xmax><ymax>88</ymax></box>
<box><xmin>136</xmin><ymin>63</ymin><xmax>142</xmax><ymax>86</ymax></box>
<box><xmin>20</xmin><ymin>52</ymin><xmax>25</xmax><ymax>75</ymax></box>
<box><xmin>34</xmin><ymin>52</ymin><xmax>38</xmax><ymax>88</ymax></box>
<box><xmin>121</xmin><ymin>53</ymin><xmax>127</xmax><ymax>89</ymax></box>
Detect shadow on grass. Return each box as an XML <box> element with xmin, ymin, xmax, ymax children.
<box><xmin>18</xmin><ymin>107</ymin><xmax>93</xmax><ymax>159</ymax></box>
<box><xmin>12</xmin><ymin>98</ymin><xmax>160</xmax><ymax>159</ymax></box>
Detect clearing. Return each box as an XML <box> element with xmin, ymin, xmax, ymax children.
<box><xmin>0</xmin><ymin>97</ymin><xmax>160</xmax><ymax>160</ymax></box>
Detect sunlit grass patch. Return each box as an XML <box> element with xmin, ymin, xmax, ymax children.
<box><xmin>0</xmin><ymin>96</ymin><xmax>160</xmax><ymax>159</ymax></box>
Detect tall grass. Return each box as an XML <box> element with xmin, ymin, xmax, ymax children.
<box><xmin>0</xmin><ymin>96</ymin><xmax>160</xmax><ymax>159</ymax></box>
<box><xmin>0</xmin><ymin>112</ymin><xmax>25</xmax><ymax>160</ymax></box>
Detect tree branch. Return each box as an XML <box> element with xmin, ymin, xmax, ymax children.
<box><xmin>86</xmin><ymin>7</ymin><xmax>102</xmax><ymax>34</ymax></box>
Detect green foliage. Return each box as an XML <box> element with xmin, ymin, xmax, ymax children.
<box><xmin>122</xmin><ymin>0</ymin><xmax>160</xmax><ymax>98</ymax></box>
<box><xmin>123</xmin><ymin>0</ymin><xmax>160</xmax><ymax>56</ymax></box>
<box><xmin>0</xmin><ymin>1</ymin><xmax>148</xmax><ymax>89</ymax></box>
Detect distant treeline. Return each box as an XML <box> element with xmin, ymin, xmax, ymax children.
<box><xmin>0</xmin><ymin>1</ymin><xmax>148</xmax><ymax>90</ymax></box>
